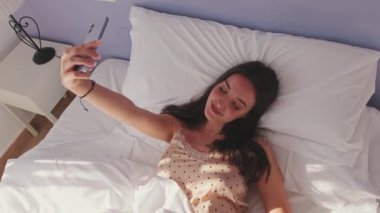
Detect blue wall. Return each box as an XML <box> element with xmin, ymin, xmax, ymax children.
<box><xmin>12</xmin><ymin>0</ymin><xmax>380</xmax><ymax>108</ymax></box>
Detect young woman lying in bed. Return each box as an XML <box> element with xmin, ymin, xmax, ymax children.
<box><xmin>60</xmin><ymin>40</ymin><xmax>292</xmax><ymax>213</ymax></box>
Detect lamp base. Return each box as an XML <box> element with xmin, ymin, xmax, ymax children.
<box><xmin>33</xmin><ymin>47</ymin><xmax>56</xmax><ymax>65</ymax></box>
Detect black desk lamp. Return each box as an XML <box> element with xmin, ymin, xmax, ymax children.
<box><xmin>1</xmin><ymin>0</ymin><xmax>55</xmax><ymax>65</ymax></box>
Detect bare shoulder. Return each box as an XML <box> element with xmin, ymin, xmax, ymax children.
<box><xmin>256</xmin><ymin>135</ymin><xmax>274</xmax><ymax>156</ymax></box>
<box><xmin>128</xmin><ymin>109</ymin><xmax>179</xmax><ymax>143</ymax></box>
<box><xmin>148</xmin><ymin>112</ymin><xmax>183</xmax><ymax>142</ymax></box>
<box><xmin>168</xmin><ymin>115</ymin><xmax>184</xmax><ymax>139</ymax></box>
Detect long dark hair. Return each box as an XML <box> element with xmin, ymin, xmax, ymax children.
<box><xmin>161</xmin><ymin>61</ymin><xmax>279</xmax><ymax>183</ymax></box>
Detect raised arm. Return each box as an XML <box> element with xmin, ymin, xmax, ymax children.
<box><xmin>60</xmin><ymin>41</ymin><xmax>175</xmax><ymax>142</ymax></box>
<box><xmin>256</xmin><ymin>137</ymin><xmax>292</xmax><ymax>213</ymax></box>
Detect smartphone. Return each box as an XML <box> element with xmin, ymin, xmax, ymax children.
<box><xmin>75</xmin><ymin>17</ymin><xmax>109</xmax><ymax>72</ymax></box>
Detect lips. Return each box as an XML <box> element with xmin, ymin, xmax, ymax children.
<box><xmin>211</xmin><ymin>102</ymin><xmax>223</xmax><ymax>116</ymax></box>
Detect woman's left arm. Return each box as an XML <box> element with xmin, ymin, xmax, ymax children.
<box><xmin>256</xmin><ymin>137</ymin><xmax>292</xmax><ymax>213</ymax></box>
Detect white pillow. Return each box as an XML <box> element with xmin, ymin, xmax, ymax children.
<box><xmin>123</xmin><ymin>6</ymin><xmax>380</xmax><ymax>161</ymax></box>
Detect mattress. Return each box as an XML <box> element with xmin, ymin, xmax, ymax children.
<box><xmin>0</xmin><ymin>59</ymin><xmax>379</xmax><ymax>213</ymax></box>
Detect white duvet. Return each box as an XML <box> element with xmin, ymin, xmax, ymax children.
<box><xmin>0</xmin><ymin>158</ymin><xmax>191</xmax><ymax>213</ymax></box>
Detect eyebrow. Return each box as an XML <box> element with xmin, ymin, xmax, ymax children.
<box><xmin>225</xmin><ymin>80</ymin><xmax>248</xmax><ymax>108</ymax></box>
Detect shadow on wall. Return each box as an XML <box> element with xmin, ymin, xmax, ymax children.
<box><xmin>368</xmin><ymin>60</ymin><xmax>380</xmax><ymax>109</ymax></box>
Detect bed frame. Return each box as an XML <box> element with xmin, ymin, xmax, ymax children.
<box><xmin>14</xmin><ymin>0</ymin><xmax>380</xmax><ymax>107</ymax></box>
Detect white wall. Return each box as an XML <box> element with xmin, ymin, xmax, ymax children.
<box><xmin>0</xmin><ymin>17</ymin><xmax>32</xmax><ymax>156</ymax></box>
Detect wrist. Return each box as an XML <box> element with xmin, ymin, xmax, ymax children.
<box><xmin>78</xmin><ymin>80</ymin><xmax>96</xmax><ymax>112</ymax></box>
<box><xmin>79</xmin><ymin>80</ymin><xmax>96</xmax><ymax>99</ymax></box>
<box><xmin>71</xmin><ymin>80</ymin><xmax>93</xmax><ymax>97</ymax></box>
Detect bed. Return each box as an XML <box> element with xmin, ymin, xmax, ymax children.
<box><xmin>1</xmin><ymin>5</ymin><xmax>380</xmax><ymax>213</ymax></box>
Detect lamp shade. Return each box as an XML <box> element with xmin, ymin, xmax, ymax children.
<box><xmin>0</xmin><ymin>0</ymin><xmax>24</xmax><ymax>20</ymax></box>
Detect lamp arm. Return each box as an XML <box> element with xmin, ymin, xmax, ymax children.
<box><xmin>7</xmin><ymin>14</ymin><xmax>56</xmax><ymax>65</ymax></box>
<box><xmin>8</xmin><ymin>15</ymin><xmax>41</xmax><ymax>51</ymax></box>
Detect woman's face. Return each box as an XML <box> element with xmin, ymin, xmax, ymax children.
<box><xmin>205</xmin><ymin>74</ymin><xmax>256</xmax><ymax>124</ymax></box>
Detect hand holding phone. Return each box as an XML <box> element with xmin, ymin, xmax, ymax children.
<box><xmin>74</xmin><ymin>17</ymin><xmax>109</xmax><ymax>72</ymax></box>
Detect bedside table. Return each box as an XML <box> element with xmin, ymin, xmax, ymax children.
<box><xmin>0</xmin><ymin>40</ymin><xmax>72</xmax><ymax>136</ymax></box>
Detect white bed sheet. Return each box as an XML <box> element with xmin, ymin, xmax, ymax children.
<box><xmin>1</xmin><ymin>59</ymin><xmax>379</xmax><ymax>213</ymax></box>
<box><xmin>0</xmin><ymin>59</ymin><xmax>191</xmax><ymax>213</ymax></box>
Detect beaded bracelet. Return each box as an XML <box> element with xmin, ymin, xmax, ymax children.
<box><xmin>79</xmin><ymin>80</ymin><xmax>96</xmax><ymax>111</ymax></box>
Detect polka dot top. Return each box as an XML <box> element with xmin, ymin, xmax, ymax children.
<box><xmin>157</xmin><ymin>129</ymin><xmax>248</xmax><ymax>213</ymax></box>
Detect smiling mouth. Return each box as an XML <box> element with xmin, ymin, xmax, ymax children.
<box><xmin>211</xmin><ymin>102</ymin><xmax>223</xmax><ymax>116</ymax></box>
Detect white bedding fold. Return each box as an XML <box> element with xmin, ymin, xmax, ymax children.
<box><xmin>0</xmin><ymin>158</ymin><xmax>191</xmax><ymax>213</ymax></box>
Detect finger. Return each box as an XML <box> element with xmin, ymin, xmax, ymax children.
<box><xmin>72</xmin><ymin>70</ymin><xmax>92</xmax><ymax>80</ymax></box>
<box><xmin>61</xmin><ymin>58</ymin><xmax>96</xmax><ymax>78</ymax></box>
<box><xmin>69</xmin><ymin>56</ymin><xmax>97</xmax><ymax>68</ymax></box>
<box><xmin>72</xmin><ymin>46</ymin><xmax>101</xmax><ymax>60</ymax></box>
<box><xmin>87</xmin><ymin>66</ymin><xmax>96</xmax><ymax>73</ymax></box>
<box><xmin>61</xmin><ymin>47</ymin><xmax>74</xmax><ymax>62</ymax></box>
<box><xmin>63</xmin><ymin>69</ymin><xmax>91</xmax><ymax>81</ymax></box>
<box><xmin>83</xmin><ymin>39</ymin><xmax>102</xmax><ymax>49</ymax></box>
<box><xmin>64</xmin><ymin>41</ymin><xmax>101</xmax><ymax>60</ymax></box>
<box><xmin>88</xmin><ymin>49</ymin><xmax>101</xmax><ymax>60</ymax></box>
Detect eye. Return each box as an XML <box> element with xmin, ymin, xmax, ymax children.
<box><xmin>219</xmin><ymin>86</ymin><xmax>227</xmax><ymax>94</ymax></box>
<box><xmin>233</xmin><ymin>102</ymin><xmax>241</xmax><ymax>110</ymax></box>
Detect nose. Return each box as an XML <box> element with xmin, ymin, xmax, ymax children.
<box><xmin>215</xmin><ymin>99</ymin><xmax>226</xmax><ymax>111</ymax></box>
